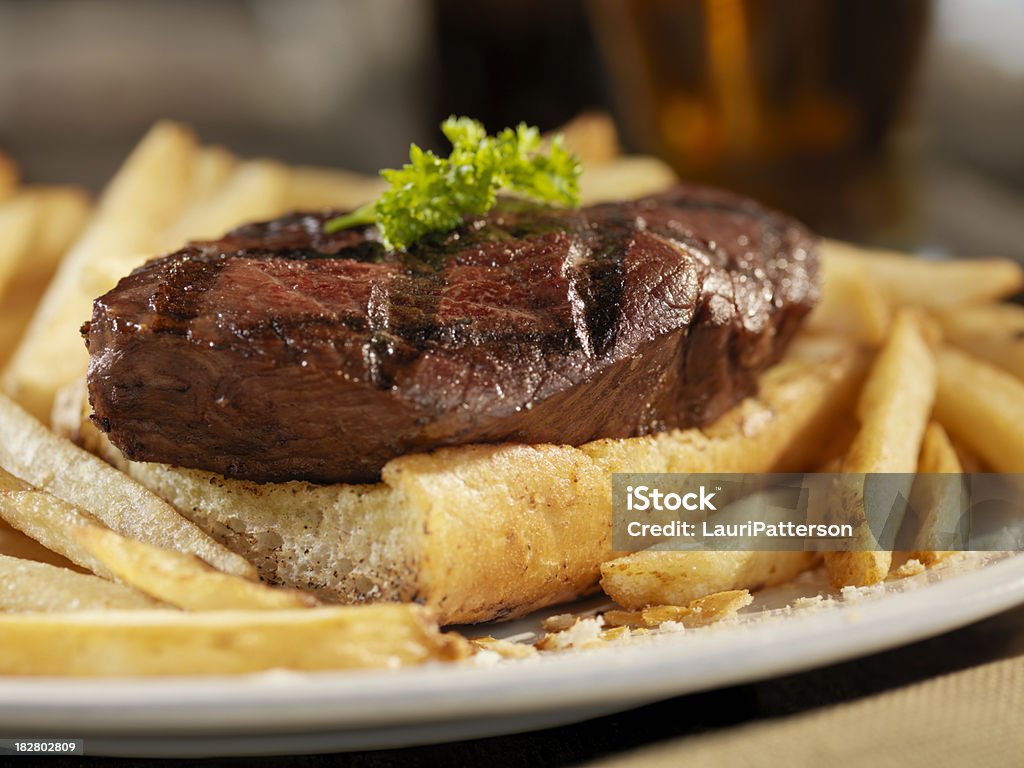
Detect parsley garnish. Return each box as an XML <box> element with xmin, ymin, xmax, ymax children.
<box><xmin>323</xmin><ymin>117</ymin><xmax>582</xmax><ymax>250</ymax></box>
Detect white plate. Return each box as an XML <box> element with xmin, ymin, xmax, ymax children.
<box><xmin>3</xmin><ymin>553</ymin><xmax>1023</xmax><ymax>758</ymax></box>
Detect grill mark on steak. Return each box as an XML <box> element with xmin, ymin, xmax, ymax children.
<box><xmin>144</xmin><ymin>250</ymin><xmax>231</xmax><ymax>331</ymax></box>
<box><xmin>85</xmin><ymin>183</ymin><xmax>819</xmax><ymax>484</ymax></box>
<box><xmin>576</xmin><ymin>235</ymin><xmax>627</xmax><ymax>357</ymax></box>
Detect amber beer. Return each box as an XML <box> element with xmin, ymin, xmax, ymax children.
<box><xmin>590</xmin><ymin>0</ymin><xmax>930</xmax><ymax>237</ymax></box>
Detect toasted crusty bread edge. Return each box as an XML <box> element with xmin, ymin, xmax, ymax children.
<box><xmin>55</xmin><ymin>336</ymin><xmax>864</xmax><ymax>625</ymax></box>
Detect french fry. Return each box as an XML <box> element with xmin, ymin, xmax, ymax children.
<box><xmin>23</xmin><ymin>186</ymin><xmax>93</xmax><ymax>271</ymax></box>
<box><xmin>0</xmin><ymin>395</ymin><xmax>257</xmax><ymax>578</ymax></box>
<box><xmin>806</xmin><ymin>250</ymin><xmax>891</xmax><ymax>345</ymax></box>
<box><xmin>2</xmin><ymin>121</ymin><xmax>198</xmax><ymax>421</ymax></box>
<box><xmin>825</xmin><ymin>310</ymin><xmax>936</xmax><ymax>588</ymax></box>
<box><xmin>0</xmin><ymin>555</ymin><xmax>162</xmax><ymax>612</ymax></box>
<box><xmin>0</xmin><ymin>466</ymin><xmax>140</xmax><ymax>579</ymax></box>
<box><xmin>909</xmin><ymin>422</ymin><xmax>963</xmax><ymax>565</ymax></box>
<box><xmin>0</xmin><ymin>289</ymin><xmax>40</xmax><ymax>369</ymax></box>
<box><xmin>0</xmin><ymin>150</ymin><xmax>16</xmax><ymax>201</ymax></box>
<box><xmin>74</xmin><ymin>525</ymin><xmax>319</xmax><ymax>611</ymax></box>
<box><xmin>579</xmin><ymin>156</ymin><xmax>678</xmax><ymax>204</ymax></box>
<box><xmin>1</xmin><ymin>467</ymin><xmax>303</xmax><ymax>611</ymax></box>
<box><xmin>950</xmin><ymin>437</ymin><xmax>986</xmax><ymax>474</ymax></box>
<box><xmin>285</xmin><ymin>165</ymin><xmax>385</xmax><ymax>212</ymax></box>
<box><xmin>187</xmin><ymin>145</ymin><xmax>237</xmax><ymax>202</ymax></box>
<box><xmin>156</xmin><ymin>159</ymin><xmax>291</xmax><ymax>251</ymax></box>
<box><xmin>933</xmin><ymin>346</ymin><xmax>1024</xmax><ymax>472</ymax></box>
<box><xmin>848</xmin><ymin>312</ymin><xmax>936</xmax><ymax>463</ymax></box>
<box><xmin>0</xmin><ymin>605</ymin><xmax>469</xmax><ymax>676</ymax></box>
<box><xmin>0</xmin><ymin>188</ymin><xmax>91</xmax><ymax>368</ymax></box>
<box><xmin>0</xmin><ymin>519</ymin><xmax>81</xmax><ymax>571</ymax></box>
<box><xmin>601</xmin><ymin>551</ymin><xmax>814</xmax><ymax>609</ymax></box>
<box><xmin>0</xmin><ymin>195</ymin><xmax>40</xmax><ymax>298</ymax></box>
<box><xmin>936</xmin><ymin>303</ymin><xmax>1024</xmax><ymax>381</ymax></box>
<box><xmin>918</xmin><ymin>422</ymin><xmax>963</xmax><ymax>476</ymax></box>
<box><xmin>547</xmin><ymin>112</ymin><xmax>620</xmax><ymax>167</ymax></box>
<box><xmin>822</xmin><ymin>239</ymin><xmax>1024</xmax><ymax>309</ymax></box>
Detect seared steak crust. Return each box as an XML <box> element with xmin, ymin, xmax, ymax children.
<box><xmin>85</xmin><ymin>184</ymin><xmax>819</xmax><ymax>483</ymax></box>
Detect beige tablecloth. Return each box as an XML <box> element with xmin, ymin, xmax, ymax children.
<box><xmin>593</xmin><ymin>624</ymin><xmax>1024</xmax><ymax>768</ymax></box>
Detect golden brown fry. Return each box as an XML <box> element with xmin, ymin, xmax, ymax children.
<box><xmin>825</xmin><ymin>310</ymin><xmax>936</xmax><ymax>588</ymax></box>
<box><xmin>0</xmin><ymin>605</ymin><xmax>469</xmax><ymax>676</ymax></box>
<box><xmin>950</xmin><ymin>437</ymin><xmax>986</xmax><ymax>474</ymax></box>
<box><xmin>0</xmin><ymin>185</ymin><xmax>91</xmax><ymax>366</ymax></box>
<box><xmin>285</xmin><ymin>166</ymin><xmax>385</xmax><ymax>211</ymax></box>
<box><xmin>806</xmin><ymin>251</ymin><xmax>891</xmax><ymax>345</ymax></box>
<box><xmin>2</xmin><ymin>464</ymin><xmax>310</xmax><ymax>611</ymax></box>
<box><xmin>74</xmin><ymin>525</ymin><xmax>318</xmax><ymax>611</ymax></box>
<box><xmin>847</xmin><ymin>311</ymin><xmax>936</xmax><ymax>470</ymax></box>
<box><xmin>156</xmin><ymin>159</ymin><xmax>291</xmax><ymax>251</ymax></box>
<box><xmin>578</xmin><ymin>156</ymin><xmax>677</xmax><ymax>204</ymax></box>
<box><xmin>0</xmin><ymin>195</ymin><xmax>39</xmax><ymax>299</ymax></box>
<box><xmin>936</xmin><ymin>303</ymin><xmax>1024</xmax><ymax>381</ymax></box>
<box><xmin>0</xmin><ymin>467</ymin><xmax>115</xmax><ymax>578</ymax></box>
<box><xmin>908</xmin><ymin>422</ymin><xmax>962</xmax><ymax>565</ymax></box>
<box><xmin>918</xmin><ymin>422</ymin><xmax>963</xmax><ymax>476</ymax></box>
<box><xmin>23</xmin><ymin>186</ymin><xmax>92</xmax><ymax>269</ymax></box>
<box><xmin>187</xmin><ymin>145</ymin><xmax>237</xmax><ymax>201</ymax></box>
<box><xmin>601</xmin><ymin>551</ymin><xmax>814</xmax><ymax>610</ymax></box>
<box><xmin>0</xmin><ymin>395</ymin><xmax>257</xmax><ymax>578</ymax></box>
<box><xmin>548</xmin><ymin>112</ymin><xmax>620</xmax><ymax>167</ymax></box>
<box><xmin>0</xmin><ymin>554</ymin><xmax>162</xmax><ymax>612</ymax></box>
<box><xmin>3</xmin><ymin>122</ymin><xmax>198</xmax><ymax>421</ymax></box>
<box><xmin>0</xmin><ymin>150</ymin><xmax>17</xmax><ymax>201</ymax></box>
<box><xmin>0</xmin><ymin>289</ymin><xmax>41</xmax><ymax>370</ymax></box>
<box><xmin>0</xmin><ymin>518</ymin><xmax>81</xmax><ymax>571</ymax></box>
<box><xmin>0</xmin><ymin>188</ymin><xmax>91</xmax><ymax>368</ymax></box>
<box><xmin>934</xmin><ymin>345</ymin><xmax>1024</xmax><ymax>472</ymax></box>
<box><xmin>822</xmin><ymin>240</ymin><xmax>1024</xmax><ymax>308</ymax></box>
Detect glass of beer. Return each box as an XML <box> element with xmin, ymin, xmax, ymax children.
<box><xmin>589</xmin><ymin>0</ymin><xmax>931</xmax><ymax>240</ymax></box>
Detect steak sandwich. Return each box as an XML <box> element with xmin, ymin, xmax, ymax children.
<box><xmin>79</xmin><ymin>183</ymin><xmax>827</xmax><ymax>623</ymax></box>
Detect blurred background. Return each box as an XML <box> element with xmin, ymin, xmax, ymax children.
<box><xmin>0</xmin><ymin>0</ymin><xmax>1021</xmax><ymax>257</ymax></box>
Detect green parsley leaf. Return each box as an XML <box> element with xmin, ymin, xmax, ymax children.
<box><xmin>323</xmin><ymin>116</ymin><xmax>582</xmax><ymax>250</ymax></box>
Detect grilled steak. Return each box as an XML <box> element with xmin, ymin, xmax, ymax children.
<box><xmin>84</xmin><ymin>184</ymin><xmax>819</xmax><ymax>484</ymax></box>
